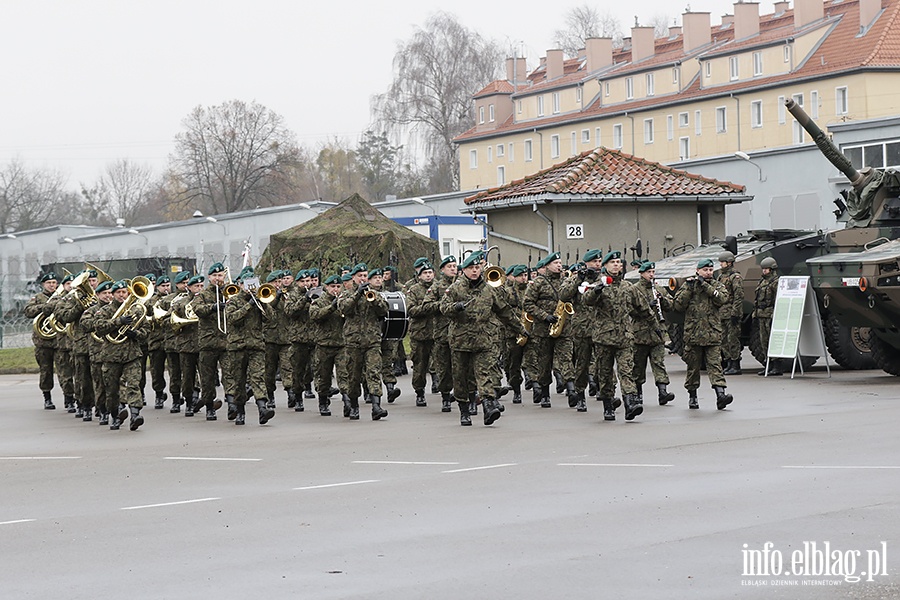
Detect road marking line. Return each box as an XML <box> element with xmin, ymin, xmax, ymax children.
<box><xmin>782</xmin><ymin>465</ymin><xmax>900</xmax><ymax>470</ymax></box>
<box><xmin>293</xmin><ymin>480</ymin><xmax>380</xmax><ymax>491</ymax></box>
<box><xmin>558</xmin><ymin>463</ymin><xmax>674</xmax><ymax>468</ymax></box>
<box><xmin>0</xmin><ymin>519</ymin><xmax>36</xmax><ymax>526</ymax></box>
<box><xmin>0</xmin><ymin>456</ymin><xmax>81</xmax><ymax>460</ymax></box>
<box><xmin>121</xmin><ymin>497</ymin><xmax>220</xmax><ymax>511</ymax></box>
<box><xmin>352</xmin><ymin>461</ymin><xmax>460</xmax><ymax>465</ymax></box>
<box><xmin>164</xmin><ymin>457</ymin><xmax>262</xmax><ymax>462</ymax></box>
<box><xmin>442</xmin><ymin>463</ymin><xmax>517</xmax><ymax>474</ymax></box>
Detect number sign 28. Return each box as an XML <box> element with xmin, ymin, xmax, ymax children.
<box><xmin>566</xmin><ymin>224</ymin><xmax>584</xmax><ymax>239</ymax></box>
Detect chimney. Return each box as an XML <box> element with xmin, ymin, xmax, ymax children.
<box><xmin>668</xmin><ymin>26</ymin><xmax>683</xmax><ymax>38</ymax></box>
<box><xmin>721</xmin><ymin>14</ymin><xmax>734</xmax><ymax>27</ymax></box>
<box><xmin>734</xmin><ymin>2</ymin><xmax>760</xmax><ymax>39</ymax></box>
<box><xmin>585</xmin><ymin>37</ymin><xmax>613</xmax><ymax>72</ymax></box>
<box><xmin>683</xmin><ymin>12</ymin><xmax>712</xmax><ymax>52</ymax></box>
<box><xmin>506</xmin><ymin>57</ymin><xmax>527</xmax><ymax>84</ymax></box>
<box><xmin>794</xmin><ymin>0</ymin><xmax>824</xmax><ymax>28</ymax></box>
<box><xmin>631</xmin><ymin>26</ymin><xmax>656</xmax><ymax>62</ymax></box>
<box><xmin>546</xmin><ymin>49</ymin><xmax>564</xmax><ymax>80</ymax></box>
<box><xmin>859</xmin><ymin>0</ymin><xmax>882</xmax><ymax>30</ymax></box>
<box><xmin>773</xmin><ymin>1</ymin><xmax>789</xmax><ymax>15</ymax></box>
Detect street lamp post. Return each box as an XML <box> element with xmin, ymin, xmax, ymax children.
<box><xmin>734</xmin><ymin>151</ymin><xmax>767</xmax><ymax>182</ymax></box>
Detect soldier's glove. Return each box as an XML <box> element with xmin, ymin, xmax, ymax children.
<box><xmin>585</xmin><ymin>269</ymin><xmax>598</xmax><ymax>282</ymax></box>
<box><xmin>454</xmin><ymin>301</ymin><xmax>467</xmax><ymax>312</ymax></box>
<box><xmin>331</xmin><ymin>297</ymin><xmax>338</xmax><ymax>309</ymax></box>
<box><xmin>217</xmin><ymin>301</ymin><xmax>228</xmax><ymax>310</ymax></box>
<box><xmin>123</xmin><ymin>330</ymin><xmax>138</xmax><ymax>341</ymax></box>
<box><xmin>730</xmin><ymin>316</ymin><xmax>739</xmax><ymax>326</ymax></box>
<box><xmin>577</xmin><ymin>269</ymin><xmax>587</xmax><ymax>282</ymax></box>
<box><xmin>545</xmin><ymin>314</ymin><xmax>559</xmax><ymax>324</ymax></box>
<box><xmin>356</xmin><ymin>283</ymin><xmax>369</xmax><ymax>295</ymax></box>
<box><xmin>42</xmin><ymin>304</ymin><xmax>53</xmax><ymax>315</ymax></box>
<box><xmin>520</xmin><ymin>329</ymin><xmax>531</xmax><ymax>339</ymax></box>
<box><xmin>117</xmin><ymin>315</ymin><xmax>134</xmax><ymax>326</ymax></box>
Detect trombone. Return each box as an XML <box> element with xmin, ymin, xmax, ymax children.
<box><xmin>216</xmin><ymin>266</ymin><xmax>237</xmax><ymax>334</ymax></box>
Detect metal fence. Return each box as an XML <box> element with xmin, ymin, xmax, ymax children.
<box><xmin>1</xmin><ymin>276</ymin><xmax>40</xmax><ymax>349</ymax></box>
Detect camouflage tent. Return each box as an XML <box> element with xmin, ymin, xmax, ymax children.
<box><xmin>257</xmin><ymin>193</ymin><xmax>439</xmax><ymax>281</ymax></box>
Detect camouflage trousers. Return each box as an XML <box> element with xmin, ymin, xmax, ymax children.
<box><xmin>758</xmin><ymin>317</ymin><xmax>772</xmax><ymax>358</ymax></box>
<box><xmin>594</xmin><ymin>343</ymin><xmax>636</xmax><ymax>398</ymax></box>
<box><xmin>265</xmin><ymin>342</ymin><xmax>293</xmax><ymax>394</ymax></box>
<box><xmin>503</xmin><ymin>336</ymin><xmax>524</xmax><ymax>388</ymax></box>
<box><xmin>533</xmin><ymin>335</ymin><xmax>574</xmax><ymax>387</ymax></box>
<box><xmin>335</xmin><ymin>347</ymin><xmax>349</xmax><ymax>393</ymax></box>
<box><xmin>73</xmin><ymin>352</ymin><xmax>94</xmax><ymax>409</ymax></box>
<box><xmin>572</xmin><ymin>335</ymin><xmax>594</xmax><ymax>394</ymax></box>
<box><xmin>431</xmin><ymin>339</ymin><xmax>453</xmax><ymax>394</ymax></box>
<box><xmin>199</xmin><ymin>349</ymin><xmax>226</xmax><ymax>403</ymax></box>
<box><xmin>522</xmin><ymin>336</ymin><xmax>538</xmax><ymax>382</ymax></box>
<box><xmin>291</xmin><ymin>342</ymin><xmax>315</xmax><ymax>394</ymax></box>
<box><xmin>345</xmin><ymin>345</ymin><xmax>382</xmax><ymax>400</ymax></box>
<box><xmin>721</xmin><ymin>318</ymin><xmax>742</xmax><ymax>361</ymax></box>
<box><xmin>451</xmin><ymin>348</ymin><xmax>495</xmax><ymax>401</ymax></box>
<box><xmin>632</xmin><ymin>343</ymin><xmax>670</xmax><ymax>388</ymax></box>
<box><xmin>410</xmin><ymin>338</ymin><xmax>434</xmax><ymax>393</ymax></box>
<box><xmin>34</xmin><ymin>347</ymin><xmax>55</xmax><ymax>392</ymax></box>
<box><xmin>381</xmin><ymin>338</ymin><xmax>397</xmax><ymax>385</ymax></box>
<box><xmin>91</xmin><ymin>358</ymin><xmax>106</xmax><ymax>413</ymax></box>
<box><xmin>179</xmin><ymin>352</ymin><xmax>199</xmax><ymax>405</ymax></box>
<box><xmin>166</xmin><ymin>350</ymin><xmax>182</xmax><ymax>400</ymax></box>
<box><xmin>683</xmin><ymin>344</ymin><xmax>726</xmax><ymax>390</ymax></box>
<box><xmin>228</xmin><ymin>348</ymin><xmax>266</xmax><ymax>405</ymax></box>
<box><xmin>146</xmin><ymin>347</ymin><xmax>167</xmax><ymax>395</ymax></box>
<box><xmin>102</xmin><ymin>358</ymin><xmax>143</xmax><ymax>412</ymax></box>
<box><xmin>55</xmin><ymin>348</ymin><xmax>75</xmax><ymax>396</ymax></box>
<box><xmin>314</xmin><ymin>345</ymin><xmax>342</xmax><ymax>396</ymax></box>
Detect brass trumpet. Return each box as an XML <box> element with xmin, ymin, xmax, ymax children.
<box><xmin>364</xmin><ymin>290</ymin><xmax>378</xmax><ymax>302</ymax></box>
<box><xmin>484</xmin><ymin>265</ymin><xmax>506</xmax><ymax>288</ymax></box>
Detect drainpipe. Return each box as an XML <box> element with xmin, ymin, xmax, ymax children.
<box><xmin>731</xmin><ymin>93</ymin><xmax>741</xmax><ymax>151</ymax></box>
<box><xmin>532</xmin><ymin>203</ymin><xmax>553</xmax><ymax>252</ymax></box>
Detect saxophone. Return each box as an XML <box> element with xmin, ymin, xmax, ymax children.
<box><xmin>548</xmin><ymin>301</ymin><xmax>574</xmax><ymax>338</ymax></box>
<box><xmin>515</xmin><ymin>312</ymin><xmax>534</xmax><ymax>346</ymax></box>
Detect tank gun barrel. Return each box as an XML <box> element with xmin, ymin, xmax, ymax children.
<box><xmin>785</xmin><ymin>98</ymin><xmax>865</xmax><ymax>188</ymax></box>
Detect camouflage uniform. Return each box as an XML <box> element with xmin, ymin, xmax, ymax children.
<box><xmin>264</xmin><ymin>289</ymin><xmax>294</xmax><ymax>403</ymax></box>
<box><xmin>672</xmin><ymin>277</ymin><xmax>729</xmax><ymax>395</ymax></box>
<box><xmin>192</xmin><ymin>284</ymin><xmax>228</xmax><ymax>410</ymax></box>
<box><xmin>523</xmin><ymin>271</ymin><xmax>578</xmax><ymax>405</ymax></box>
<box><xmin>499</xmin><ymin>279</ymin><xmax>527</xmax><ymax>395</ymax></box>
<box><xmin>55</xmin><ymin>293</ymin><xmax>94</xmax><ymax>416</ymax></box>
<box><xmin>23</xmin><ymin>289</ymin><xmax>58</xmax><ymax>404</ymax></box>
<box><xmin>80</xmin><ymin>299</ymin><xmax>108</xmax><ymax>417</ymax></box>
<box><xmin>159</xmin><ymin>290</ymin><xmax>184</xmax><ymax>406</ymax></box>
<box><xmin>631</xmin><ymin>277</ymin><xmax>674</xmax><ymax>401</ymax></box>
<box><xmin>283</xmin><ymin>285</ymin><xmax>315</xmax><ymax>403</ymax></box>
<box><xmin>95</xmin><ymin>298</ymin><xmax>148</xmax><ymax>416</ymax></box>
<box><xmin>568</xmin><ymin>278</ymin><xmax>596</xmax><ymax>403</ymax></box>
<box><xmin>423</xmin><ymin>272</ymin><xmax>454</xmax><ymax>397</ymax></box>
<box><xmin>370</xmin><ymin>282</ymin><xmax>398</xmax><ymax>389</ymax></box>
<box><xmin>309</xmin><ymin>291</ymin><xmax>344</xmax><ymax>412</ymax></box>
<box><xmin>406</xmin><ymin>278</ymin><xmax>435</xmax><ymax>402</ymax></box>
<box><xmin>47</xmin><ymin>291</ymin><xmax>76</xmax><ymax>408</ymax></box>
<box><xmin>717</xmin><ymin>264</ymin><xmax>744</xmax><ymax>365</ymax></box>
<box><xmin>171</xmin><ymin>292</ymin><xmax>200</xmax><ymax>413</ymax></box>
<box><xmin>145</xmin><ymin>290</ymin><xmax>169</xmax><ymax>405</ymax></box>
<box><xmin>337</xmin><ymin>282</ymin><xmax>389</xmax><ymax>419</ymax></box>
<box><xmin>225</xmin><ymin>291</ymin><xmax>273</xmax><ymax>423</ymax></box>
<box><xmin>753</xmin><ymin>271</ymin><xmax>779</xmax><ymax>364</ymax></box>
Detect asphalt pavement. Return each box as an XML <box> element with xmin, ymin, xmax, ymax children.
<box><xmin>1</xmin><ymin>352</ymin><xmax>898</xmax><ymax>599</ymax></box>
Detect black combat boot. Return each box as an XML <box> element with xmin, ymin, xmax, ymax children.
<box><xmin>235</xmin><ymin>403</ymin><xmax>245</xmax><ymax>426</ymax></box>
<box><xmin>524</xmin><ymin>374</ymin><xmax>533</xmax><ymax>391</ymax></box>
<box><xmin>492</xmin><ymin>389</ymin><xmax>506</xmax><ymax>412</ymax></box>
<box><xmin>318</xmin><ymin>394</ymin><xmax>331</xmax><ymax>416</ymax></box>
<box><xmin>430</xmin><ymin>372</ymin><xmax>439</xmax><ymax>394</ymax></box>
<box><xmin>540</xmin><ymin>386</ymin><xmax>551</xmax><ymax>409</ymax></box>
<box><xmin>722</xmin><ymin>359</ymin><xmax>740</xmax><ymax>376</ymax></box>
<box><xmin>483</xmin><ymin>397</ymin><xmax>501</xmax><ymax>426</ymax></box>
<box><xmin>415</xmin><ymin>390</ymin><xmax>427</xmax><ymax>407</ymax></box>
<box><xmin>342</xmin><ymin>394</ymin><xmax>351</xmax><ymax>418</ymax></box>
<box><xmin>66</xmin><ymin>394</ymin><xmax>77</xmax><ymax>413</ymax></box>
<box><xmin>287</xmin><ymin>388</ymin><xmax>297</xmax><ymax>409</ymax></box>
<box><xmin>304</xmin><ymin>382</ymin><xmax>315</xmax><ymax>399</ymax></box>
<box><xmin>758</xmin><ymin>360</ymin><xmax>783</xmax><ymax>376</ymax></box>
<box><xmin>170</xmin><ymin>395</ymin><xmax>182</xmax><ymax>414</ymax></box>
<box><xmin>688</xmin><ymin>390</ymin><xmax>699</xmax><ymax>409</ymax></box>
<box><xmin>566</xmin><ymin>381</ymin><xmax>577</xmax><ymax>408</ymax></box>
<box><xmin>714</xmin><ymin>386</ymin><xmax>734</xmax><ymax>410</ymax></box>
<box><xmin>636</xmin><ymin>387</ymin><xmax>643</xmax><ymax>407</ymax></box>
<box><xmin>110</xmin><ymin>414</ymin><xmax>122</xmax><ymax>430</ymax></box>
<box><xmin>294</xmin><ymin>392</ymin><xmax>305</xmax><ymax>412</ymax></box>
<box><xmin>601</xmin><ymin>398</ymin><xmax>615</xmax><ymax>421</ymax></box>
<box><xmin>441</xmin><ymin>392</ymin><xmax>453</xmax><ymax>412</ymax></box>
<box><xmin>266</xmin><ymin>392</ymin><xmax>276</xmax><ymax>410</ymax></box>
<box><xmin>154</xmin><ymin>392</ymin><xmax>166</xmax><ymax>410</ymax></box>
<box><xmin>141</xmin><ymin>391</ymin><xmax>146</xmax><ymax>407</ymax></box>
<box><xmin>613</xmin><ymin>397</ymin><xmax>622</xmax><ymax>410</ymax></box>
<box><xmin>256</xmin><ymin>399</ymin><xmax>275</xmax><ymax>425</ymax></box>
<box><xmin>43</xmin><ymin>391</ymin><xmax>55</xmax><ymax>410</ymax></box>
<box><xmin>656</xmin><ymin>382</ymin><xmax>675</xmax><ymax>405</ymax></box>
<box><xmin>82</xmin><ymin>406</ymin><xmax>93</xmax><ymax>422</ymax></box>
<box><xmin>576</xmin><ymin>391</ymin><xmax>587</xmax><ymax>413</ymax></box>
<box><xmin>206</xmin><ymin>405</ymin><xmax>217</xmax><ymax>421</ymax></box>
<box><xmin>98</xmin><ymin>410</ymin><xmax>109</xmax><ymax>426</ymax></box>
<box><xmin>469</xmin><ymin>392</ymin><xmax>478</xmax><ymax>416</ymax></box>
<box><xmin>512</xmin><ymin>385</ymin><xmax>522</xmax><ymax>404</ymax></box>
<box><xmin>129</xmin><ymin>406</ymin><xmax>144</xmax><ymax>431</ymax></box>
<box><xmin>532</xmin><ymin>382</ymin><xmax>543</xmax><ymax>404</ymax></box>
<box><xmin>588</xmin><ymin>375</ymin><xmax>599</xmax><ymax>397</ymax></box>
<box><xmin>458</xmin><ymin>400</ymin><xmax>472</xmax><ymax>426</ymax></box>
<box><xmin>385</xmin><ymin>382</ymin><xmax>401</xmax><ymax>404</ymax></box>
<box><xmin>348</xmin><ymin>397</ymin><xmax>360</xmax><ymax>420</ymax></box>
<box><xmin>623</xmin><ymin>393</ymin><xmax>643</xmax><ymax>421</ymax></box>
<box><xmin>371</xmin><ymin>395</ymin><xmax>388</xmax><ymax>421</ymax></box>
<box><xmin>554</xmin><ymin>370</ymin><xmax>564</xmax><ymax>394</ymax></box>
<box><xmin>328</xmin><ymin>387</ymin><xmax>340</xmax><ymax>397</ymax></box>
<box><xmin>184</xmin><ymin>399</ymin><xmax>194</xmax><ymax>417</ymax></box>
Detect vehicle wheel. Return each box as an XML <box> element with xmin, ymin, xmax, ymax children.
<box><xmin>822</xmin><ymin>314</ymin><xmax>877</xmax><ymax>370</ymax></box>
<box><xmin>870</xmin><ymin>334</ymin><xmax>900</xmax><ymax>376</ymax></box>
<box><xmin>666</xmin><ymin>322</ymin><xmax>684</xmax><ymax>357</ymax></box>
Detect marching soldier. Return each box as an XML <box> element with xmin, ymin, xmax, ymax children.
<box><xmin>162</xmin><ymin>271</ymin><xmax>190</xmax><ymax>412</ymax></box>
<box><xmin>337</xmin><ymin>263</ymin><xmax>389</xmax><ymax>421</ymax></box>
<box><xmin>717</xmin><ymin>251</ymin><xmax>745</xmax><ymax>376</ymax></box>
<box><xmin>422</xmin><ymin>255</ymin><xmax>457</xmax><ymax>412</ymax></box>
<box><xmin>55</xmin><ymin>269</ymin><xmax>99</xmax><ymax>421</ymax></box>
<box><xmin>146</xmin><ymin>275</ymin><xmax>170</xmax><ymax>409</ymax></box>
<box><xmin>754</xmin><ymin>257</ymin><xmax>782</xmax><ymax>377</ymax></box>
<box><xmin>23</xmin><ymin>272</ymin><xmax>60</xmax><ymax>410</ymax></box>
<box><xmin>81</xmin><ymin>280</ymin><xmax>115</xmax><ymax>424</ymax></box>
<box><xmin>191</xmin><ymin>263</ymin><xmax>228</xmax><ymax>420</ymax></box>
<box><xmin>499</xmin><ymin>264</ymin><xmax>528</xmax><ymax>404</ymax></box>
<box><xmin>405</xmin><ymin>261</ymin><xmax>436</xmax><ymax>407</ymax></box>
<box><xmin>383</xmin><ymin>265</ymin><xmax>409</xmax><ymax>377</ymax></box>
<box><xmin>309</xmin><ymin>274</ymin><xmax>345</xmax><ymax>416</ymax></box>
<box><xmin>50</xmin><ymin>274</ymin><xmax>77</xmax><ymax>414</ymax></box>
<box><xmin>631</xmin><ymin>262</ymin><xmax>676</xmax><ymax>407</ymax></box>
<box><xmin>672</xmin><ymin>259</ymin><xmax>734</xmax><ymax>409</ymax></box>
<box><xmin>172</xmin><ymin>275</ymin><xmax>203</xmax><ymax>417</ymax></box>
<box><xmin>264</xmin><ymin>270</ymin><xmax>295</xmax><ymax>408</ymax></box>
<box><xmin>284</xmin><ymin>269</ymin><xmax>314</xmax><ymax>412</ymax></box>
<box><xmin>368</xmin><ymin>268</ymin><xmax>401</xmax><ymax>403</ymax></box>
<box><xmin>570</xmin><ymin>251</ymin><xmax>603</xmax><ymax>412</ymax></box>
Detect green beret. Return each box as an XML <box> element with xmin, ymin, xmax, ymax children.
<box><xmin>87</xmin><ymin>270</ymin><xmax>98</xmax><ymax>278</ymax></box>
<box><xmin>583</xmin><ymin>249</ymin><xmax>602</xmax><ymax>262</ymax></box>
<box><xmin>187</xmin><ymin>275</ymin><xmax>205</xmax><ymax>286</ymax></box>
<box><xmin>143</xmin><ymin>273</ymin><xmax>157</xmax><ymax>282</ymax></box>
<box><xmin>368</xmin><ymin>268</ymin><xmax>383</xmax><ymax>277</ymax></box>
<box><xmin>324</xmin><ymin>274</ymin><xmax>341</xmax><ymax>285</ymax></box>
<box><xmin>384</xmin><ymin>265</ymin><xmax>398</xmax><ymax>274</ymax></box>
<box><xmin>308</xmin><ymin>268</ymin><xmax>319</xmax><ymax>278</ymax></box>
<box><xmin>341</xmin><ymin>273</ymin><xmax>353</xmax><ymax>282</ymax></box>
<box><xmin>280</xmin><ymin>270</ymin><xmax>293</xmax><ymax>279</ymax></box>
<box><xmin>207</xmin><ymin>262</ymin><xmax>225</xmax><ymax>275</ymax></box>
<box><xmin>504</xmin><ymin>264</ymin><xmax>516</xmax><ymax>276</ymax></box>
<box><xmin>638</xmin><ymin>261</ymin><xmax>655</xmax><ymax>273</ymax></box>
<box><xmin>157</xmin><ymin>275</ymin><xmax>170</xmax><ymax>285</ymax></box>
<box><xmin>110</xmin><ymin>280</ymin><xmax>127</xmax><ymax>292</ymax></box>
<box><xmin>602</xmin><ymin>251</ymin><xmax>621</xmax><ymax>266</ymax></box>
<box><xmin>439</xmin><ymin>255</ymin><xmax>457</xmax><ymax>268</ymax></box>
<box><xmin>509</xmin><ymin>264</ymin><xmax>528</xmax><ymax>277</ymax></box>
<box><xmin>630</xmin><ymin>260</ymin><xmax>643</xmax><ymax>268</ymax></box>
<box><xmin>349</xmin><ymin>263</ymin><xmax>368</xmax><ymax>275</ymax></box>
<box><xmin>341</xmin><ymin>265</ymin><xmax>352</xmax><ymax>273</ymax></box>
<box><xmin>545</xmin><ymin>251</ymin><xmax>560</xmax><ymax>264</ymax></box>
<box><xmin>40</xmin><ymin>272</ymin><xmax>58</xmax><ymax>283</ymax></box>
<box><xmin>413</xmin><ymin>257</ymin><xmax>428</xmax><ymax>268</ymax></box>
<box><xmin>697</xmin><ymin>258</ymin><xmax>715</xmax><ymax>269</ymax></box>
<box><xmin>61</xmin><ymin>274</ymin><xmax>75</xmax><ymax>284</ymax></box>
<box><xmin>239</xmin><ymin>266</ymin><xmax>254</xmax><ymax>279</ymax></box>
<box><xmin>173</xmin><ymin>271</ymin><xmax>191</xmax><ymax>284</ymax></box>
<box><xmin>535</xmin><ymin>256</ymin><xmax>548</xmax><ymax>269</ymax></box>
<box><xmin>95</xmin><ymin>280</ymin><xmax>114</xmax><ymax>293</ymax></box>
<box><xmin>416</xmin><ymin>262</ymin><xmax>433</xmax><ymax>275</ymax></box>
<box><xmin>265</xmin><ymin>271</ymin><xmax>280</xmax><ymax>283</ymax></box>
<box><xmin>459</xmin><ymin>251</ymin><xmax>483</xmax><ymax>269</ymax></box>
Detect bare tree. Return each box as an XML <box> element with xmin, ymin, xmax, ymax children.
<box><xmin>646</xmin><ymin>14</ymin><xmax>673</xmax><ymax>39</ymax></box>
<box><xmin>554</xmin><ymin>5</ymin><xmax>624</xmax><ymax>57</ymax></box>
<box><xmin>81</xmin><ymin>159</ymin><xmax>157</xmax><ymax>226</ymax></box>
<box><xmin>168</xmin><ymin>100</ymin><xmax>301</xmax><ymax>215</ymax></box>
<box><xmin>0</xmin><ymin>159</ymin><xmax>70</xmax><ymax>233</ymax></box>
<box><xmin>372</xmin><ymin>12</ymin><xmax>504</xmax><ymax>192</ymax></box>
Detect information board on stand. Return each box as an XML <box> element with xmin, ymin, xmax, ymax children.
<box><xmin>766</xmin><ymin>276</ymin><xmax>831</xmax><ymax>378</ymax></box>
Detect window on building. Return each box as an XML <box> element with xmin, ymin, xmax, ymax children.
<box><xmin>469</xmin><ymin>149</ymin><xmax>477</xmax><ymax>169</ymax></box>
<box><xmin>604</xmin><ymin>81</ymin><xmax>610</xmax><ymax>97</ymax></box>
<box><xmin>497</xmin><ymin>144</ymin><xmax>505</xmax><ymax>158</ymax></box>
<box><xmin>705</xmin><ymin>62</ymin><xmax>711</xmax><ymax>78</ymax></box>
<box><xmin>478</xmin><ymin>106</ymin><xmax>484</xmax><ymax>124</ymax></box>
<box><xmin>695</xmin><ymin>110</ymin><xmax>702</xmax><ymax>135</ymax></box>
<box><xmin>550</xmin><ymin>134</ymin><xmax>560</xmax><ymax>158</ymax></box>
<box><xmin>489</xmin><ymin>104</ymin><xmax>495</xmax><ymax>122</ymax></box>
<box><xmin>487</xmin><ymin>146</ymin><xmax>493</xmax><ymax>163</ymax></box>
<box><xmin>538</xmin><ymin>96</ymin><xmax>545</xmax><ymax>116</ymax></box>
<box><xmin>646</xmin><ymin>73</ymin><xmax>655</xmax><ymax>97</ymax></box>
<box><xmin>613</xmin><ymin>124</ymin><xmax>624</xmax><ymax>149</ymax></box>
<box><xmin>784</xmin><ymin>45</ymin><xmax>792</xmax><ymax>63</ymax></box>
<box><xmin>751</xmin><ymin>100</ymin><xmax>763</xmax><ymax>128</ymax></box>
<box><xmin>673</xmin><ymin>67</ymin><xmax>680</xmax><ymax>85</ymax></box>
<box><xmin>626</xmin><ymin>77</ymin><xmax>634</xmax><ymax>100</ymax></box>
<box><xmin>570</xmin><ymin>131</ymin><xmax>577</xmax><ymax>154</ymax></box>
<box><xmin>524</xmin><ymin>139</ymin><xmax>533</xmax><ymax>162</ymax></box>
<box><xmin>575</xmin><ymin>87</ymin><xmax>582</xmax><ymax>103</ymax></box>
<box><xmin>792</xmin><ymin>93</ymin><xmax>805</xmax><ymax>143</ymax></box>
<box><xmin>644</xmin><ymin>118</ymin><xmax>654</xmax><ymax>144</ymax></box>
<box><xmin>667</xmin><ymin>115</ymin><xmax>674</xmax><ymax>141</ymax></box>
<box><xmin>595</xmin><ymin>127</ymin><xmax>601</xmax><ymax>146</ymax></box>
<box><xmin>497</xmin><ymin>166</ymin><xmax>506</xmax><ymax>186</ymax></box>
<box><xmin>753</xmin><ymin>52</ymin><xmax>763</xmax><ymax>76</ymax></box>
<box><xmin>810</xmin><ymin>90</ymin><xmax>819</xmax><ymax>119</ymax></box>
<box><xmin>729</xmin><ymin>56</ymin><xmax>739</xmax><ymax>81</ymax></box>
<box><xmin>552</xmin><ymin>92</ymin><xmax>560</xmax><ymax>114</ymax></box>
<box><xmin>836</xmin><ymin>86</ymin><xmax>849</xmax><ymax>115</ymax></box>
<box><xmin>508</xmin><ymin>143</ymin><xmax>514</xmax><ymax>162</ymax></box>
<box><xmin>442</xmin><ymin>239</ymin><xmax>452</xmax><ymax>257</ymax></box>
<box><xmin>778</xmin><ymin>95</ymin><xmax>786</xmax><ymax>124</ymax></box>
<box><xmin>679</xmin><ymin>112</ymin><xmax>689</xmax><ymax>128</ymax></box>
<box><xmin>716</xmin><ymin>107</ymin><xmax>727</xmax><ymax>133</ymax></box>
<box><xmin>843</xmin><ymin>140</ymin><xmax>900</xmax><ymax>170</ymax></box>
<box><xmin>582</xmin><ymin>129</ymin><xmax>590</xmax><ymax>144</ymax></box>
<box><xmin>679</xmin><ymin>136</ymin><xmax>690</xmax><ymax>161</ymax></box>
<box><xmin>517</xmin><ymin>100</ymin><xmax>522</xmax><ymax>114</ymax></box>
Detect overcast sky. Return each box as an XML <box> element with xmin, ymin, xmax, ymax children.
<box><xmin>2</xmin><ymin>0</ymin><xmax>740</xmax><ymax>188</ymax></box>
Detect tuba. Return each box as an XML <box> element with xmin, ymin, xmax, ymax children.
<box><xmin>32</xmin><ymin>283</ymin><xmax>69</xmax><ymax>340</ymax></box>
<box><xmin>548</xmin><ymin>301</ymin><xmax>574</xmax><ymax>338</ymax></box>
<box><xmin>106</xmin><ymin>276</ymin><xmax>155</xmax><ymax>344</ymax></box>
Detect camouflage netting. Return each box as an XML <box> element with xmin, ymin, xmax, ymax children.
<box><xmin>257</xmin><ymin>193</ymin><xmax>439</xmax><ymax>281</ymax></box>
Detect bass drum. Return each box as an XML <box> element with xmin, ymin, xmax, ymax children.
<box><xmin>381</xmin><ymin>291</ymin><xmax>408</xmax><ymax>340</ymax></box>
